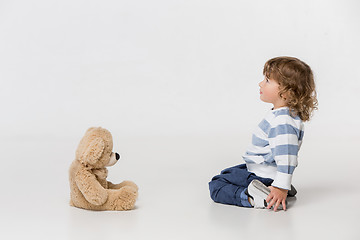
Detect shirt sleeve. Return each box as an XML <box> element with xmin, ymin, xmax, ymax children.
<box><xmin>268</xmin><ymin>122</ymin><xmax>299</xmax><ymax>190</ymax></box>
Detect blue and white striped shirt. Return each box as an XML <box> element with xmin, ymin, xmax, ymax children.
<box><xmin>243</xmin><ymin>107</ymin><xmax>304</xmax><ymax>190</ymax></box>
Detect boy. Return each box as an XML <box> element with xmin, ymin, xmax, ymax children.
<box><xmin>209</xmin><ymin>56</ymin><xmax>318</xmax><ymax>211</ymax></box>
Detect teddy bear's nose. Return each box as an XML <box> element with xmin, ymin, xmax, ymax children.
<box><xmin>115</xmin><ymin>153</ymin><xmax>120</xmax><ymax>160</ymax></box>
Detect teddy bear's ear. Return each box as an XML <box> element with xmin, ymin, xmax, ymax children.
<box><xmin>82</xmin><ymin>137</ymin><xmax>105</xmax><ymax>165</ymax></box>
<box><xmin>86</xmin><ymin>127</ymin><xmax>96</xmax><ymax>133</ymax></box>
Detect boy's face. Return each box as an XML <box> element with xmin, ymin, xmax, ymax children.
<box><xmin>258</xmin><ymin>76</ymin><xmax>286</xmax><ymax>109</ymax></box>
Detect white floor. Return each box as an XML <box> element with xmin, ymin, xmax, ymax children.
<box><xmin>1</xmin><ymin>132</ymin><xmax>359</xmax><ymax>240</ymax></box>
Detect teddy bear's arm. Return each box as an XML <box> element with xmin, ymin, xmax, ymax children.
<box><xmin>107</xmin><ymin>181</ymin><xmax>139</xmax><ymax>191</ymax></box>
<box><xmin>75</xmin><ymin>169</ymin><xmax>108</xmax><ymax>206</ymax></box>
<box><xmin>107</xmin><ymin>181</ymin><xmax>122</xmax><ymax>189</ymax></box>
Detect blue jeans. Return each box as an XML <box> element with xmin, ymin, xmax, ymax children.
<box><xmin>209</xmin><ymin>164</ymin><xmax>274</xmax><ymax>207</ymax></box>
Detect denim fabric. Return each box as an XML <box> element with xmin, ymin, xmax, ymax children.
<box><xmin>209</xmin><ymin>164</ymin><xmax>274</xmax><ymax>207</ymax></box>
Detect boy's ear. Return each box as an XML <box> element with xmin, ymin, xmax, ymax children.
<box><xmin>280</xmin><ymin>91</ymin><xmax>289</xmax><ymax>101</ymax></box>
<box><xmin>82</xmin><ymin>137</ymin><xmax>105</xmax><ymax>165</ymax></box>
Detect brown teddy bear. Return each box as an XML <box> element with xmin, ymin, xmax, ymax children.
<box><xmin>69</xmin><ymin>127</ymin><xmax>138</xmax><ymax>211</ymax></box>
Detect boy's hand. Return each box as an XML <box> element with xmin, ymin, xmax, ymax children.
<box><xmin>266</xmin><ymin>186</ymin><xmax>288</xmax><ymax>211</ymax></box>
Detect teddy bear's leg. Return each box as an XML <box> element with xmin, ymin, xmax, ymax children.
<box><xmin>103</xmin><ymin>186</ymin><xmax>138</xmax><ymax>210</ymax></box>
<box><xmin>108</xmin><ymin>180</ymin><xmax>138</xmax><ymax>191</ymax></box>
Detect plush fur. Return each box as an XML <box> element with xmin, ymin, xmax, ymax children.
<box><xmin>69</xmin><ymin>127</ymin><xmax>138</xmax><ymax>211</ymax></box>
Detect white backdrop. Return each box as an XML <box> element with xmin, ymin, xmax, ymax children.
<box><xmin>1</xmin><ymin>0</ymin><xmax>359</xmax><ymax>139</ymax></box>
<box><xmin>1</xmin><ymin>1</ymin><xmax>360</xmax><ymax>239</ymax></box>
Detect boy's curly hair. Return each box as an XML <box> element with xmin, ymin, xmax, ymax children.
<box><xmin>263</xmin><ymin>56</ymin><xmax>318</xmax><ymax>122</ymax></box>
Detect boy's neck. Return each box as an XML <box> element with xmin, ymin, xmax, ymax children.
<box><xmin>272</xmin><ymin>104</ymin><xmax>287</xmax><ymax>110</ymax></box>
<box><xmin>272</xmin><ymin>98</ymin><xmax>288</xmax><ymax>110</ymax></box>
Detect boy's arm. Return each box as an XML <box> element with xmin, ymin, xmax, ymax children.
<box><xmin>269</xmin><ymin>123</ymin><xmax>299</xmax><ymax>190</ymax></box>
<box><xmin>268</xmin><ymin>122</ymin><xmax>300</xmax><ymax>211</ymax></box>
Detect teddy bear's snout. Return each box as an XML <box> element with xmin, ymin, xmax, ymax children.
<box><xmin>106</xmin><ymin>152</ymin><xmax>120</xmax><ymax>167</ymax></box>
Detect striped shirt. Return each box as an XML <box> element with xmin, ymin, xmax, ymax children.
<box><xmin>243</xmin><ymin>107</ymin><xmax>304</xmax><ymax>190</ymax></box>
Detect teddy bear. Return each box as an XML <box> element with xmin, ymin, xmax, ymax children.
<box><xmin>69</xmin><ymin>127</ymin><xmax>138</xmax><ymax>211</ymax></box>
